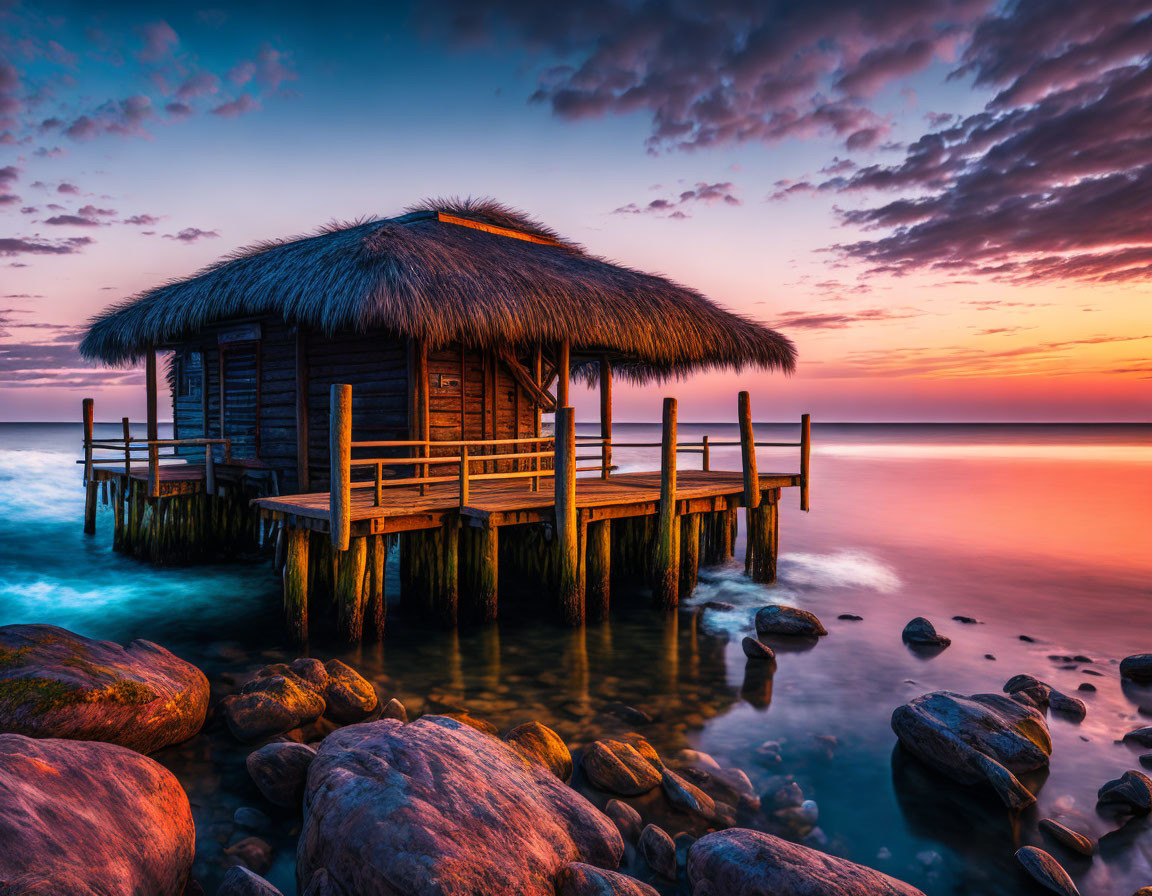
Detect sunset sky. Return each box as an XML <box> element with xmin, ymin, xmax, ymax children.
<box><xmin>1</xmin><ymin>0</ymin><xmax>1149</xmax><ymax>422</ymax></box>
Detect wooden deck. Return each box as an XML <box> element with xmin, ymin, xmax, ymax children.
<box><xmin>91</xmin><ymin>463</ymin><xmax>207</xmax><ymax>497</ymax></box>
<box><xmin>254</xmin><ymin>469</ymin><xmax>800</xmax><ymax>537</ymax></box>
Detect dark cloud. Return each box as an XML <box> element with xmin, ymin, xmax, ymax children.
<box><xmin>175</xmin><ymin>71</ymin><xmax>220</xmax><ymax>101</ymax></box>
<box><xmin>43</xmin><ymin>214</ymin><xmax>101</xmax><ymax>226</ymax></box>
<box><xmin>613</xmin><ymin>181</ymin><xmax>740</xmax><ymax>217</ymax></box>
<box><xmin>62</xmin><ymin>95</ymin><xmax>154</xmax><ymax>140</ymax></box>
<box><xmin>56</xmin><ymin>181</ymin><xmax>79</xmax><ymax>194</ymax></box>
<box><xmin>772</xmin><ymin>307</ymin><xmax>923</xmax><ymax>329</ymax></box>
<box><xmin>211</xmin><ymin>94</ymin><xmax>259</xmax><ymax>117</ymax></box>
<box><xmin>0</xmin><ymin>236</ymin><xmax>93</xmax><ymax>256</ymax></box>
<box><xmin>136</xmin><ymin>21</ymin><xmax>179</xmax><ymax>64</ymax></box>
<box><xmin>830</xmin><ymin>2</ymin><xmax>1152</xmax><ymax>284</ymax></box>
<box><xmin>0</xmin><ymin>165</ymin><xmax>18</xmax><ymax>190</ymax></box>
<box><xmin>428</xmin><ymin>0</ymin><xmax>993</xmax><ymax>152</ymax></box>
<box><xmin>163</xmin><ymin>227</ymin><xmax>219</xmax><ymax>242</ymax></box>
<box><xmin>78</xmin><ymin>205</ymin><xmax>116</xmax><ymax>217</ymax></box>
<box><xmin>0</xmin><ymin>194</ymin><xmax>17</xmax><ymax>205</ymax></box>
<box><xmin>122</xmin><ymin>213</ymin><xmax>161</xmax><ymax>226</ymax></box>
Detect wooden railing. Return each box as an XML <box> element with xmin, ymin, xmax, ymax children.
<box><xmin>80</xmin><ymin>399</ymin><xmax>231</xmax><ymax>499</ymax></box>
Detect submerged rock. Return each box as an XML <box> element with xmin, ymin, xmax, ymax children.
<box><xmin>221</xmin><ymin>674</ymin><xmax>326</xmax><ymax>742</ymax></box>
<box><xmin>604</xmin><ymin>799</ymin><xmax>642</xmax><ymax>842</ymax></box>
<box><xmin>298</xmin><ymin>716</ymin><xmax>623</xmax><ymax>896</ymax></box>
<box><xmin>504</xmin><ymin>720</ymin><xmax>573</xmax><ymax>782</ymax></box>
<box><xmin>0</xmin><ymin>623</ymin><xmax>208</xmax><ymax>754</ymax></box>
<box><xmin>1120</xmin><ymin>655</ymin><xmax>1152</xmax><ymax>683</ymax></box>
<box><xmin>891</xmin><ymin>691</ymin><xmax>1051</xmax><ymax>809</ymax></box>
<box><xmin>1097</xmin><ymin>770</ymin><xmax>1152</xmax><ymax>813</ymax></box>
<box><xmin>740</xmin><ymin>637</ymin><xmax>775</xmax><ymax>661</ymax></box>
<box><xmin>321</xmin><ymin>659</ymin><xmax>377</xmax><ymax>723</ymax></box>
<box><xmin>661</xmin><ymin>768</ymin><xmax>718</xmax><ymax>821</ymax></box>
<box><xmin>838</xmin><ymin>613</ymin><xmax>863</xmax><ymax>621</ymax></box>
<box><xmin>1123</xmin><ymin>727</ymin><xmax>1152</xmax><ymax>747</ymax></box>
<box><xmin>381</xmin><ymin>696</ymin><xmax>408</xmax><ymax>722</ymax></box>
<box><xmin>687</xmin><ymin>828</ymin><xmax>925</xmax><ymax>896</ymax></box>
<box><xmin>556</xmin><ymin>863</ymin><xmax>659</xmax><ymax>896</ymax></box>
<box><xmin>639</xmin><ymin>824</ymin><xmax>677</xmax><ymax>879</ymax></box>
<box><xmin>246</xmin><ymin>741</ymin><xmax>317</xmax><ymax>808</ymax></box>
<box><xmin>216</xmin><ymin>866</ymin><xmax>284</xmax><ymax>896</ymax></box>
<box><xmin>0</xmin><ymin>734</ymin><xmax>194</xmax><ymax>895</ymax></box>
<box><xmin>1004</xmin><ymin>675</ymin><xmax>1085</xmax><ymax>720</ymax></box>
<box><xmin>754</xmin><ymin>606</ymin><xmax>827</xmax><ymax>638</ymax></box>
<box><xmin>584</xmin><ymin>738</ymin><xmax>662</xmax><ymax>796</ymax></box>
<box><xmin>902</xmin><ymin>617</ymin><xmax>951</xmax><ymax>647</ymax></box>
<box><xmin>1015</xmin><ymin>846</ymin><xmax>1080</xmax><ymax>896</ymax></box>
<box><xmin>1038</xmin><ymin>818</ymin><xmax>1094</xmax><ymax>857</ymax></box>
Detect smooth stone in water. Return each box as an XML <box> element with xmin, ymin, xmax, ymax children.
<box><xmin>754</xmin><ymin>606</ymin><xmax>827</xmax><ymax>638</ymax></box>
<box><xmin>1120</xmin><ymin>655</ymin><xmax>1152</xmax><ymax>683</ymax></box>
<box><xmin>1123</xmin><ymin>727</ymin><xmax>1152</xmax><ymax>747</ymax></box>
<box><xmin>222</xmin><ymin>674</ymin><xmax>326</xmax><ymax>742</ymax></box>
<box><xmin>381</xmin><ymin>696</ymin><xmax>408</xmax><ymax>722</ymax></box>
<box><xmin>604</xmin><ymin>799</ymin><xmax>642</xmax><ymax>842</ymax></box>
<box><xmin>1048</xmin><ymin>690</ymin><xmax>1087</xmax><ymax>720</ymax></box>
<box><xmin>902</xmin><ymin>617</ymin><xmax>951</xmax><ymax>647</ymax></box>
<box><xmin>639</xmin><ymin>824</ymin><xmax>677</xmax><ymax>879</ymax></box>
<box><xmin>1015</xmin><ymin>846</ymin><xmax>1080</xmax><ymax>896</ymax></box>
<box><xmin>1140</xmin><ymin>753</ymin><xmax>1152</xmax><ymax>769</ymax></box>
<box><xmin>504</xmin><ymin>720</ymin><xmax>573</xmax><ymax>782</ymax></box>
<box><xmin>246</xmin><ymin>741</ymin><xmax>318</xmax><ymax>808</ymax></box>
<box><xmin>740</xmin><ymin>637</ymin><xmax>775</xmax><ymax>661</ymax></box>
<box><xmin>583</xmin><ymin>739</ymin><xmax>662</xmax><ymax>796</ymax></box>
<box><xmin>1097</xmin><ymin>770</ymin><xmax>1152</xmax><ymax>813</ymax></box>
<box><xmin>891</xmin><ymin>691</ymin><xmax>1051</xmax><ymax>809</ymax></box>
<box><xmin>321</xmin><ymin>660</ymin><xmax>377</xmax><ymax>723</ymax></box>
<box><xmin>1038</xmin><ymin>818</ymin><xmax>1093</xmax><ymax>857</ymax></box>
<box><xmin>556</xmin><ymin>863</ymin><xmax>659</xmax><ymax>896</ymax></box>
<box><xmin>838</xmin><ymin>614</ymin><xmax>863</xmax><ymax>621</ymax></box>
<box><xmin>0</xmin><ymin>623</ymin><xmax>209</xmax><ymax>754</ymax></box>
<box><xmin>687</xmin><ymin>828</ymin><xmax>925</xmax><ymax>896</ymax></box>
<box><xmin>216</xmin><ymin>866</ymin><xmax>284</xmax><ymax>896</ymax></box>
<box><xmin>297</xmin><ymin>717</ymin><xmax>623</xmax><ymax>896</ymax></box>
<box><xmin>674</xmin><ymin>748</ymin><xmax>720</xmax><ymax>770</ymax></box>
<box><xmin>0</xmin><ymin>734</ymin><xmax>194</xmax><ymax>895</ymax></box>
<box><xmin>225</xmin><ymin>837</ymin><xmax>272</xmax><ymax>874</ymax></box>
<box><xmin>1077</xmin><ymin>683</ymin><xmax>1096</xmax><ymax>692</ymax></box>
<box><xmin>233</xmin><ymin>806</ymin><xmax>272</xmax><ymax>832</ymax></box>
<box><xmin>661</xmin><ymin>768</ymin><xmax>717</xmax><ymax>821</ymax></box>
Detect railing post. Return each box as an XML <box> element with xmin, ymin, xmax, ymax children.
<box><xmin>701</xmin><ymin>434</ymin><xmax>710</xmax><ymax>472</ymax></box>
<box><xmin>82</xmin><ymin>398</ymin><xmax>97</xmax><ymax>534</ymax></box>
<box><xmin>599</xmin><ymin>355</ymin><xmax>612</xmax><ymax>479</ymax></box>
<box><xmin>459</xmin><ymin>445</ymin><xmax>470</xmax><ymax>507</ymax></box>
<box><xmin>204</xmin><ymin>442</ymin><xmax>216</xmax><ymax>496</ymax></box>
<box><xmin>121</xmin><ymin>417</ymin><xmax>131</xmax><ymax>474</ymax></box>
<box><xmin>330</xmin><ymin>383</ymin><xmax>352</xmax><ymax>551</ymax></box>
<box><xmin>374</xmin><ymin>462</ymin><xmax>382</xmax><ymax>507</ymax></box>
<box><xmin>800</xmin><ymin>413</ymin><xmax>811</xmax><ymax>511</ymax></box>
<box><xmin>148</xmin><ymin>442</ymin><xmax>159</xmax><ymax>499</ymax></box>
<box><xmin>738</xmin><ymin>391</ymin><xmax>759</xmax><ymax>510</ymax></box>
<box><xmin>554</xmin><ymin>406</ymin><xmax>582</xmax><ymax>625</ymax></box>
<box><xmin>653</xmin><ymin>397</ymin><xmax>680</xmax><ymax>609</ymax></box>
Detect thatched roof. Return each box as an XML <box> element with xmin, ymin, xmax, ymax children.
<box><xmin>80</xmin><ymin>198</ymin><xmax>795</xmax><ymax>382</ymax></box>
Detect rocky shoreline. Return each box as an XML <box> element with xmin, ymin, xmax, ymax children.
<box><xmin>1</xmin><ymin>620</ymin><xmax>1150</xmax><ymax>895</ymax></box>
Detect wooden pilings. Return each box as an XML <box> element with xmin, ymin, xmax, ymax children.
<box><xmin>366</xmin><ymin>534</ymin><xmax>389</xmax><ymax>639</ymax></box>
<box><xmin>335</xmin><ymin>536</ymin><xmax>367</xmax><ymax>641</ymax></box>
<box><xmin>800</xmin><ymin>412</ymin><xmax>811</xmax><ymax>511</ymax></box>
<box><xmin>553</xmin><ymin>406</ymin><xmax>583</xmax><ymax>625</ymax></box>
<box><xmin>652</xmin><ymin>397</ymin><xmax>679</xmax><ymax>609</ymax></box>
<box><xmin>330</xmin><ymin>384</ymin><xmax>352</xmax><ymax>552</ymax></box>
<box><xmin>599</xmin><ymin>356</ymin><xmax>612</xmax><ymax>478</ymax></box>
<box><xmin>284</xmin><ymin>528</ymin><xmax>309</xmax><ymax>643</ymax></box>
<box><xmin>82</xmin><ymin>398</ymin><xmax>97</xmax><ymax>534</ymax></box>
<box><xmin>679</xmin><ymin>512</ymin><xmax>700</xmax><ymax>598</ymax></box>
<box><xmin>745</xmin><ymin>489</ymin><xmax>779</xmax><ymax>583</ymax></box>
<box><xmin>460</xmin><ymin>523</ymin><xmax>498</xmax><ymax>624</ymax></box>
<box><xmin>585</xmin><ymin>519</ymin><xmax>611</xmax><ymax>622</ymax></box>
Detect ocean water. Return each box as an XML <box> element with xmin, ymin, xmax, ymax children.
<box><xmin>1</xmin><ymin>421</ymin><xmax>1151</xmax><ymax>894</ymax></box>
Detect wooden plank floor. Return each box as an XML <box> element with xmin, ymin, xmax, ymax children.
<box><xmin>254</xmin><ymin>469</ymin><xmax>801</xmax><ymax>535</ymax></box>
<box><xmin>93</xmin><ymin>464</ymin><xmax>206</xmax><ymax>482</ymax></box>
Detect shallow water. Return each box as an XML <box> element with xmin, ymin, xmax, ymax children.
<box><xmin>2</xmin><ymin>422</ymin><xmax>1151</xmax><ymax>894</ymax></box>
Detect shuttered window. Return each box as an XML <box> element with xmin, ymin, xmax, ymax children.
<box><xmin>220</xmin><ymin>343</ymin><xmax>260</xmax><ymax>459</ymax></box>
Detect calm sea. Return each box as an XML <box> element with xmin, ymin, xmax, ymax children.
<box><xmin>1</xmin><ymin>422</ymin><xmax>1150</xmax><ymax>894</ymax></box>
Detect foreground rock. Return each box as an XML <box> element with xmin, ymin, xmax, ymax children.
<box><xmin>754</xmin><ymin>606</ymin><xmax>827</xmax><ymax>638</ymax></box>
<box><xmin>0</xmin><ymin>734</ymin><xmax>194</xmax><ymax>895</ymax></box>
<box><xmin>1123</xmin><ymin>727</ymin><xmax>1152</xmax><ymax>747</ymax></box>
<box><xmin>686</xmin><ymin>828</ymin><xmax>925</xmax><ymax>896</ymax></box>
<box><xmin>741</xmin><ymin>636</ymin><xmax>775</xmax><ymax>661</ymax></box>
<box><xmin>891</xmin><ymin>691</ymin><xmax>1051</xmax><ymax>809</ymax></box>
<box><xmin>298</xmin><ymin>716</ymin><xmax>623</xmax><ymax>895</ymax></box>
<box><xmin>217</xmin><ymin>866</ymin><xmax>285</xmax><ymax>896</ymax></box>
<box><xmin>1015</xmin><ymin>846</ymin><xmax>1079</xmax><ymax>896</ymax></box>
<box><xmin>1004</xmin><ymin>675</ymin><xmax>1086</xmax><ymax>720</ymax></box>
<box><xmin>604</xmin><ymin>799</ymin><xmax>642</xmax><ymax>842</ymax></box>
<box><xmin>1097</xmin><ymin>770</ymin><xmax>1152</xmax><ymax>813</ymax></box>
<box><xmin>321</xmin><ymin>659</ymin><xmax>377</xmax><ymax>723</ymax></box>
<box><xmin>639</xmin><ymin>824</ymin><xmax>676</xmax><ymax>879</ymax></box>
<box><xmin>583</xmin><ymin>738</ymin><xmax>662</xmax><ymax>795</ymax></box>
<box><xmin>1038</xmin><ymin>818</ymin><xmax>1093</xmax><ymax>857</ymax></box>
<box><xmin>902</xmin><ymin>617</ymin><xmax>951</xmax><ymax>647</ymax></box>
<box><xmin>0</xmin><ymin>624</ymin><xmax>208</xmax><ymax>754</ymax></box>
<box><xmin>1121</xmin><ymin>654</ymin><xmax>1152</xmax><ymax>683</ymax></box>
<box><xmin>556</xmin><ymin>863</ymin><xmax>659</xmax><ymax>896</ymax></box>
<box><xmin>246</xmin><ymin>741</ymin><xmax>318</xmax><ymax>808</ymax></box>
<box><xmin>221</xmin><ymin>674</ymin><xmax>326</xmax><ymax>742</ymax></box>
<box><xmin>504</xmin><ymin>720</ymin><xmax>573</xmax><ymax>782</ymax></box>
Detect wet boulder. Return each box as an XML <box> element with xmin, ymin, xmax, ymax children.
<box><xmin>583</xmin><ymin>738</ymin><xmax>662</xmax><ymax>796</ymax></box>
<box><xmin>0</xmin><ymin>623</ymin><xmax>208</xmax><ymax>754</ymax></box>
<box><xmin>217</xmin><ymin>865</ymin><xmax>284</xmax><ymax>896</ymax></box>
<box><xmin>1038</xmin><ymin>818</ymin><xmax>1093</xmax><ymax>857</ymax></box>
<box><xmin>740</xmin><ymin>637</ymin><xmax>775</xmax><ymax>661</ymax></box>
<box><xmin>604</xmin><ymin>799</ymin><xmax>642</xmax><ymax>842</ymax></box>
<box><xmin>1097</xmin><ymin>770</ymin><xmax>1152</xmax><ymax>813</ymax></box>
<box><xmin>556</xmin><ymin>863</ymin><xmax>660</xmax><ymax>896</ymax></box>
<box><xmin>504</xmin><ymin>720</ymin><xmax>573</xmax><ymax>782</ymax></box>
<box><xmin>0</xmin><ymin>734</ymin><xmax>194</xmax><ymax>895</ymax></box>
<box><xmin>687</xmin><ymin>828</ymin><xmax>925</xmax><ymax>896</ymax></box>
<box><xmin>661</xmin><ymin>768</ymin><xmax>718</xmax><ymax>821</ymax></box>
<box><xmin>754</xmin><ymin>606</ymin><xmax>827</xmax><ymax>638</ymax></box>
<box><xmin>221</xmin><ymin>674</ymin><xmax>326</xmax><ymax>742</ymax></box>
<box><xmin>321</xmin><ymin>659</ymin><xmax>377</xmax><ymax>723</ymax></box>
<box><xmin>1123</xmin><ymin>727</ymin><xmax>1152</xmax><ymax>747</ymax></box>
<box><xmin>246</xmin><ymin>741</ymin><xmax>318</xmax><ymax>808</ymax></box>
<box><xmin>902</xmin><ymin>617</ymin><xmax>951</xmax><ymax>647</ymax></box>
<box><xmin>891</xmin><ymin>691</ymin><xmax>1052</xmax><ymax>809</ymax></box>
<box><xmin>1015</xmin><ymin>846</ymin><xmax>1079</xmax><ymax>896</ymax></box>
<box><xmin>1120</xmin><ymin>654</ymin><xmax>1152</xmax><ymax>683</ymax></box>
<box><xmin>639</xmin><ymin>824</ymin><xmax>677</xmax><ymax>879</ymax></box>
<box><xmin>297</xmin><ymin>716</ymin><xmax>624</xmax><ymax>896</ymax></box>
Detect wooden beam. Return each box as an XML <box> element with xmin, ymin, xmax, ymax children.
<box><xmin>653</xmin><ymin>397</ymin><xmax>679</xmax><ymax>609</ymax></box>
<box><xmin>554</xmin><ymin>406</ymin><xmax>582</xmax><ymax>625</ymax></box>
<box><xmin>738</xmin><ymin>391</ymin><xmax>759</xmax><ymax>510</ymax></box>
<box><xmin>83</xmin><ymin>398</ymin><xmax>97</xmax><ymax>534</ymax></box>
<box><xmin>283</xmin><ymin>527</ymin><xmax>309</xmax><ymax>643</ymax></box>
<box><xmin>335</xmin><ymin>536</ymin><xmax>367</xmax><ymax>641</ymax></box>
<box><xmin>556</xmin><ymin>340</ymin><xmax>570</xmax><ymax>408</ymax></box>
<box><xmin>295</xmin><ymin>328</ymin><xmax>310</xmax><ymax>491</ymax></box>
<box><xmin>800</xmin><ymin>413</ymin><xmax>811</xmax><ymax>512</ymax></box>
<box><xmin>498</xmin><ymin>348</ymin><xmax>557</xmax><ymax>412</ymax></box>
<box><xmin>145</xmin><ymin>348</ymin><xmax>159</xmax><ymax>498</ymax></box>
<box><xmin>599</xmin><ymin>356</ymin><xmax>612</xmax><ymax>479</ymax></box>
<box><xmin>330</xmin><ymin>383</ymin><xmax>352</xmax><ymax>551</ymax></box>
<box><xmin>586</xmin><ymin>519</ymin><xmax>610</xmax><ymax>622</ymax></box>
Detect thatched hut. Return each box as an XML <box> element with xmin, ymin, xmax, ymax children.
<box><xmin>80</xmin><ymin>198</ymin><xmax>795</xmax><ymax>495</ymax></box>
